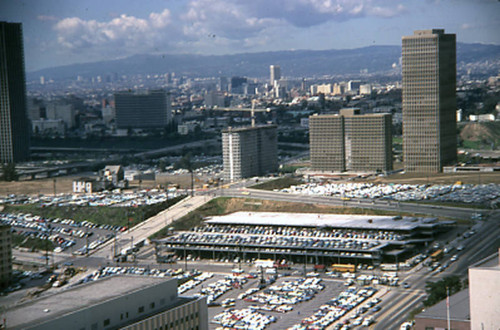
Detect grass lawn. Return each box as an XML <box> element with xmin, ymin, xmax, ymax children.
<box><xmin>251</xmin><ymin>177</ymin><xmax>303</xmax><ymax>190</ymax></box>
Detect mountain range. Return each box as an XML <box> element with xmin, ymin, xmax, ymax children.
<box><xmin>27</xmin><ymin>43</ymin><xmax>500</xmax><ymax>81</ymax></box>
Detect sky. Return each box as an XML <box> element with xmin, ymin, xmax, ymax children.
<box><xmin>1</xmin><ymin>0</ymin><xmax>499</xmax><ymax>72</ymax></box>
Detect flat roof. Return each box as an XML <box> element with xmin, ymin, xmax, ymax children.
<box><xmin>6</xmin><ymin>275</ymin><xmax>173</xmax><ymax>329</ymax></box>
<box><xmin>222</xmin><ymin>125</ymin><xmax>277</xmax><ymax>133</ymax></box>
<box><xmin>416</xmin><ymin>289</ymin><xmax>470</xmax><ymax>322</ymax></box>
<box><xmin>205</xmin><ymin>212</ymin><xmax>447</xmax><ymax>231</ymax></box>
<box><xmin>470</xmin><ymin>250</ymin><xmax>500</xmax><ymax>270</ymax></box>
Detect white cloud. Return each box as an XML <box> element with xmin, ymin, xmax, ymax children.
<box><xmin>52</xmin><ymin>1</ymin><xmax>407</xmax><ymax>59</ymax></box>
<box><xmin>54</xmin><ymin>9</ymin><xmax>174</xmax><ymax>56</ymax></box>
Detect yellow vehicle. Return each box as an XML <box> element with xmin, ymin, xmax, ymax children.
<box><xmin>331</xmin><ymin>264</ymin><xmax>356</xmax><ymax>273</ymax></box>
<box><xmin>431</xmin><ymin>249</ymin><xmax>444</xmax><ymax>262</ymax></box>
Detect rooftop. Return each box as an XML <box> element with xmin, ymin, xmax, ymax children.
<box><xmin>6</xmin><ymin>275</ymin><xmax>172</xmax><ymax>329</ymax></box>
<box><xmin>204</xmin><ymin>212</ymin><xmax>452</xmax><ymax>231</ymax></box>
<box><xmin>416</xmin><ymin>289</ymin><xmax>470</xmax><ymax>322</ymax></box>
<box><xmin>222</xmin><ymin>124</ymin><xmax>277</xmax><ymax>133</ymax></box>
<box><xmin>470</xmin><ymin>250</ymin><xmax>500</xmax><ymax>270</ymax></box>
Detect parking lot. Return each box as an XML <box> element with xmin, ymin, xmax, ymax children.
<box><xmin>1</xmin><ymin>212</ymin><xmax>126</xmax><ymax>255</ymax></box>
<box><xmin>280</xmin><ymin>182</ymin><xmax>500</xmax><ymax>206</ymax></box>
<box><xmin>0</xmin><ymin>189</ymin><xmax>181</xmax><ymax>208</ymax></box>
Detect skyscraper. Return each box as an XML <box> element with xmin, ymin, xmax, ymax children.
<box><xmin>402</xmin><ymin>29</ymin><xmax>457</xmax><ymax>173</ymax></box>
<box><xmin>0</xmin><ymin>22</ymin><xmax>30</xmax><ymax>163</ymax></box>
<box><xmin>222</xmin><ymin>125</ymin><xmax>278</xmax><ymax>182</ymax></box>
<box><xmin>270</xmin><ymin>65</ymin><xmax>281</xmax><ymax>85</ymax></box>
<box><xmin>114</xmin><ymin>90</ymin><xmax>172</xmax><ymax>129</ymax></box>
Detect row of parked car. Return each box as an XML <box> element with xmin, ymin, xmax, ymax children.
<box><xmin>73</xmin><ymin>266</ymin><xmax>201</xmax><ymax>286</ymax></box>
<box><xmin>166</xmin><ymin>232</ymin><xmax>382</xmax><ymax>253</ymax></box>
<box><xmin>0</xmin><ymin>189</ymin><xmax>180</xmax><ymax>208</ymax></box>
<box><xmin>244</xmin><ymin>278</ymin><xmax>323</xmax><ymax>308</ymax></box>
<box><xmin>193</xmin><ymin>224</ymin><xmax>404</xmax><ymax>242</ymax></box>
<box><xmin>288</xmin><ymin>287</ymin><xmax>379</xmax><ymax>330</ymax></box>
<box><xmin>213</xmin><ymin>308</ymin><xmax>277</xmax><ymax>330</ymax></box>
<box><xmin>199</xmin><ymin>275</ymin><xmax>248</xmax><ymax>305</ymax></box>
<box><xmin>281</xmin><ymin>182</ymin><xmax>500</xmax><ymax>205</ymax></box>
<box><xmin>178</xmin><ymin>272</ymin><xmax>214</xmax><ymax>294</ymax></box>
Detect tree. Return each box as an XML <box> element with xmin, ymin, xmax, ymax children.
<box><xmin>423</xmin><ymin>276</ymin><xmax>462</xmax><ymax>307</ymax></box>
<box><xmin>1</xmin><ymin>163</ymin><xmax>18</xmax><ymax>181</ymax></box>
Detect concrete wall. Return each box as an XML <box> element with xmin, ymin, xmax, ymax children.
<box><xmin>469</xmin><ymin>267</ymin><xmax>500</xmax><ymax>330</ymax></box>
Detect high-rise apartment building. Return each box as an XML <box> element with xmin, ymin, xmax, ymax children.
<box><xmin>114</xmin><ymin>90</ymin><xmax>171</xmax><ymax>129</ymax></box>
<box><xmin>222</xmin><ymin>125</ymin><xmax>278</xmax><ymax>182</ymax></box>
<box><xmin>402</xmin><ymin>29</ymin><xmax>457</xmax><ymax>173</ymax></box>
<box><xmin>309</xmin><ymin>109</ymin><xmax>392</xmax><ymax>173</ymax></box>
<box><xmin>270</xmin><ymin>65</ymin><xmax>281</xmax><ymax>85</ymax></box>
<box><xmin>0</xmin><ymin>22</ymin><xmax>30</xmax><ymax>163</ymax></box>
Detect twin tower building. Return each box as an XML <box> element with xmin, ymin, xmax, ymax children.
<box><xmin>309</xmin><ymin>29</ymin><xmax>457</xmax><ymax>175</ymax></box>
<box><xmin>223</xmin><ymin>29</ymin><xmax>457</xmax><ymax>181</ymax></box>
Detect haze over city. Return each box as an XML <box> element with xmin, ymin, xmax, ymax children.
<box><xmin>0</xmin><ymin>0</ymin><xmax>499</xmax><ymax>71</ymax></box>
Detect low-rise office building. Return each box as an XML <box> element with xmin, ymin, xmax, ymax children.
<box><xmin>5</xmin><ymin>275</ymin><xmax>208</xmax><ymax>330</ymax></box>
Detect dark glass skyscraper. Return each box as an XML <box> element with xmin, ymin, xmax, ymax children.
<box><xmin>402</xmin><ymin>29</ymin><xmax>456</xmax><ymax>173</ymax></box>
<box><xmin>0</xmin><ymin>22</ymin><xmax>30</xmax><ymax>163</ymax></box>
<box><xmin>114</xmin><ymin>90</ymin><xmax>172</xmax><ymax>129</ymax></box>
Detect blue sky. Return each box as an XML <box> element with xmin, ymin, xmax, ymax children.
<box><xmin>1</xmin><ymin>0</ymin><xmax>499</xmax><ymax>71</ymax></box>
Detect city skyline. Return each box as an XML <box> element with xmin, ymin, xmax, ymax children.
<box><xmin>0</xmin><ymin>0</ymin><xmax>498</xmax><ymax>72</ymax></box>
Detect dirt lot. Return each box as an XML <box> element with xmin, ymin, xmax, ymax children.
<box><xmin>0</xmin><ymin>173</ymin><xmax>211</xmax><ymax>196</ymax></box>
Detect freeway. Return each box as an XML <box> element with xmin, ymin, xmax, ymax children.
<box><xmin>18</xmin><ymin>139</ymin><xmax>219</xmax><ymax>179</ymax></box>
<box><xmin>371</xmin><ymin>212</ymin><xmax>500</xmax><ymax>329</ymax></box>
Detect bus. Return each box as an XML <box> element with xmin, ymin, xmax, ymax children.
<box><xmin>431</xmin><ymin>249</ymin><xmax>443</xmax><ymax>261</ymax></box>
<box><xmin>331</xmin><ymin>264</ymin><xmax>356</xmax><ymax>273</ymax></box>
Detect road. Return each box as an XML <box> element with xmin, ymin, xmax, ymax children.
<box><xmin>371</xmin><ymin>213</ymin><xmax>500</xmax><ymax>329</ymax></box>
<box><xmin>92</xmin><ymin>195</ymin><xmax>211</xmax><ymax>260</ymax></box>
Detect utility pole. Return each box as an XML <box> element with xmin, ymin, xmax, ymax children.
<box><xmin>85</xmin><ymin>227</ymin><xmax>89</xmax><ymax>257</ymax></box>
<box><xmin>446</xmin><ymin>287</ymin><xmax>451</xmax><ymax>330</ymax></box>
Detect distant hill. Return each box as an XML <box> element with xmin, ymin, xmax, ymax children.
<box><xmin>27</xmin><ymin>43</ymin><xmax>500</xmax><ymax>80</ymax></box>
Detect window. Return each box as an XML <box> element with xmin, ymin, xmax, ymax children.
<box><xmin>125</xmin><ymin>312</ymin><xmax>129</xmax><ymax>318</ymax></box>
<box><xmin>150</xmin><ymin>302</ymin><xmax>155</xmax><ymax>309</ymax></box>
<box><xmin>138</xmin><ymin>306</ymin><xmax>144</xmax><ymax>313</ymax></box>
<box><xmin>103</xmin><ymin>319</ymin><xmax>110</xmax><ymax>327</ymax></box>
<box><xmin>120</xmin><ymin>313</ymin><xmax>123</xmax><ymax>320</ymax></box>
